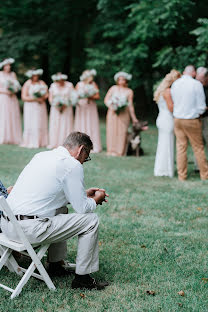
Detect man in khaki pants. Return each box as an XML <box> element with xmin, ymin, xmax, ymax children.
<box><xmin>2</xmin><ymin>132</ymin><xmax>109</xmax><ymax>290</ymax></box>
<box><xmin>171</xmin><ymin>65</ymin><xmax>208</xmax><ymax>181</ymax></box>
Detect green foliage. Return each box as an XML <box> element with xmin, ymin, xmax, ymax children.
<box><xmin>0</xmin><ymin>0</ymin><xmax>208</xmax><ymax>114</ymax></box>
<box><xmin>86</xmin><ymin>0</ymin><xmax>208</xmax><ymax>113</ymax></box>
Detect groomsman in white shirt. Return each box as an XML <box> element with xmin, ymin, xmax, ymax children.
<box><xmin>171</xmin><ymin>65</ymin><xmax>208</xmax><ymax>181</ymax></box>
<box><xmin>1</xmin><ymin>132</ymin><xmax>109</xmax><ymax>290</ymax></box>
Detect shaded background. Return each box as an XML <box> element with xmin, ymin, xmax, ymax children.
<box><xmin>0</xmin><ymin>0</ymin><xmax>208</xmax><ymax>118</ymax></box>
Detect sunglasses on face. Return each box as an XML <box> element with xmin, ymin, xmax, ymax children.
<box><xmin>83</xmin><ymin>147</ymin><xmax>91</xmax><ymax>162</ymax></box>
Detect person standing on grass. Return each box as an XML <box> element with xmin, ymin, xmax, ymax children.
<box><xmin>21</xmin><ymin>69</ymin><xmax>48</xmax><ymax>148</ymax></box>
<box><xmin>74</xmin><ymin>69</ymin><xmax>102</xmax><ymax>153</ymax></box>
<box><xmin>193</xmin><ymin>67</ymin><xmax>208</xmax><ymax>172</ymax></box>
<box><xmin>1</xmin><ymin>132</ymin><xmax>109</xmax><ymax>290</ymax></box>
<box><xmin>154</xmin><ymin>69</ymin><xmax>181</xmax><ymax>177</ymax></box>
<box><xmin>0</xmin><ymin>58</ymin><xmax>22</xmax><ymax>145</ymax></box>
<box><xmin>171</xmin><ymin>65</ymin><xmax>208</xmax><ymax>181</ymax></box>
<box><xmin>104</xmin><ymin>72</ymin><xmax>138</xmax><ymax>156</ymax></box>
<box><xmin>48</xmin><ymin>73</ymin><xmax>76</xmax><ymax>149</ymax></box>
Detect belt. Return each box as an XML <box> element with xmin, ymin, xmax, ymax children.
<box><xmin>2</xmin><ymin>214</ymin><xmax>39</xmax><ymax>222</ymax></box>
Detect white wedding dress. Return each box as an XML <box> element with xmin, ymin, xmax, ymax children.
<box><xmin>154</xmin><ymin>96</ymin><xmax>174</xmax><ymax>177</ymax></box>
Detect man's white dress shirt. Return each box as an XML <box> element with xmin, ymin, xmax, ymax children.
<box><xmin>7</xmin><ymin>146</ymin><xmax>96</xmax><ymax>217</ymax></box>
<box><xmin>171</xmin><ymin>75</ymin><xmax>206</xmax><ymax>119</ymax></box>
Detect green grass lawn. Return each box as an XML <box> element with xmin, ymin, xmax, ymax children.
<box><xmin>0</xmin><ymin>123</ymin><xmax>208</xmax><ymax>311</ymax></box>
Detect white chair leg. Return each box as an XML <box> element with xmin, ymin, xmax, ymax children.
<box><xmin>30</xmin><ymin>245</ymin><xmax>56</xmax><ymax>290</ymax></box>
<box><xmin>0</xmin><ymin>247</ymin><xmax>12</xmax><ymax>270</ymax></box>
<box><xmin>11</xmin><ymin>245</ymin><xmax>55</xmax><ymax>299</ymax></box>
<box><xmin>0</xmin><ymin>246</ymin><xmax>23</xmax><ymax>275</ymax></box>
<box><xmin>7</xmin><ymin>254</ymin><xmax>23</xmax><ymax>276</ymax></box>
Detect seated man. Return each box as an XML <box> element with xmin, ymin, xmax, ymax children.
<box><xmin>1</xmin><ymin>132</ymin><xmax>108</xmax><ymax>290</ymax></box>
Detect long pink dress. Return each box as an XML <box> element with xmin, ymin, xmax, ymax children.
<box><xmin>106</xmin><ymin>86</ymin><xmax>130</xmax><ymax>156</ymax></box>
<box><xmin>48</xmin><ymin>81</ymin><xmax>74</xmax><ymax>148</ymax></box>
<box><xmin>21</xmin><ymin>80</ymin><xmax>48</xmax><ymax>148</ymax></box>
<box><xmin>74</xmin><ymin>81</ymin><xmax>102</xmax><ymax>153</ymax></box>
<box><xmin>0</xmin><ymin>71</ymin><xmax>22</xmax><ymax>144</ymax></box>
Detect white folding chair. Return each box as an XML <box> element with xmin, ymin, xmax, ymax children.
<box><xmin>0</xmin><ymin>196</ymin><xmax>56</xmax><ymax>299</ymax></box>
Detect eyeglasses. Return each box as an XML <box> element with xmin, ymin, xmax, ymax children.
<box><xmin>83</xmin><ymin>147</ymin><xmax>91</xmax><ymax>162</ymax></box>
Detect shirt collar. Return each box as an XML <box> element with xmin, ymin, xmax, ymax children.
<box><xmin>55</xmin><ymin>146</ymin><xmax>81</xmax><ymax>165</ymax></box>
<box><xmin>56</xmin><ymin>146</ymin><xmax>71</xmax><ymax>158</ymax></box>
<box><xmin>182</xmin><ymin>74</ymin><xmax>193</xmax><ymax>79</ymax></box>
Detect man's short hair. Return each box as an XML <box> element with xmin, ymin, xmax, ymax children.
<box><xmin>196</xmin><ymin>67</ymin><xmax>208</xmax><ymax>77</ymax></box>
<box><xmin>184</xmin><ymin>65</ymin><xmax>196</xmax><ymax>74</ymax></box>
<box><xmin>63</xmin><ymin>132</ymin><xmax>93</xmax><ymax>151</ymax></box>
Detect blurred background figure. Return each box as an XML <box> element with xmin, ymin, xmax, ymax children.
<box><xmin>172</xmin><ymin>65</ymin><xmax>208</xmax><ymax>181</ymax></box>
<box><xmin>21</xmin><ymin>69</ymin><xmax>48</xmax><ymax>148</ymax></box>
<box><xmin>194</xmin><ymin>67</ymin><xmax>208</xmax><ymax>172</ymax></box>
<box><xmin>48</xmin><ymin>73</ymin><xmax>76</xmax><ymax>149</ymax></box>
<box><xmin>104</xmin><ymin>71</ymin><xmax>138</xmax><ymax>157</ymax></box>
<box><xmin>0</xmin><ymin>58</ymin><xmax>22</xmax><ymax>145</ymax></box>
<box><xmin>74</xmin><ymin>69</ymin><xmax>102</xmax><ymax>153</ymax></box>
<box><xmin>154</xmin><ymin>70</ymin><xmax>181</xmax><ymax>177</ymax></box>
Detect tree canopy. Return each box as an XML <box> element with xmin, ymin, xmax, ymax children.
<box><xmin>0</xmin><ymin>0</ymin><xmax>208</xmax><ymax>116</ymax></box>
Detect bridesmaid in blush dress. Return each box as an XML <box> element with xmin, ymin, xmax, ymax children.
<box><xmin>21</xmin><ymin>69</ymin><xmax>48</xmax><ymax>148</ymax></box>
<box><xmin>48</xmin><ymin>73</ymin><xmax>76</xmax><ymax>148</ymax></box>
<box><xmin>0</xmin><ymin>58</ymin><xmax>22</xmax><ymax>144</ymax></box>
<box><xmin>154</xmin><ymin>69</ymin><xmax>181</xmax><ymax>177</ymax></box>
<box><xmin>104</xmin><ymin>72</ymin><xmax>138</xmax><ymax>156</ymax></box>
<box><xmin>74</xmin><ymin>69</ymin><xmax>102</xmax><ymax>153</ymax></box>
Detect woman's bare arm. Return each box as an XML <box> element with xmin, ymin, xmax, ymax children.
<box><xmin>104</xmin><ymin>86</ymin><xmax>114</xmax><ymax>107</ymax></box>
<box><xmin>21</xmin><ymin>80</ymin><xmax>34</xmax><ymax>102</ymax></box>
<box><xmin>163</xmin><ymin>88</ymin><xmax>174</xmax><ymax>112</ymax></box>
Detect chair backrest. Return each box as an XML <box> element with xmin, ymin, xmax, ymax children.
<box><xmin>0</xmin><ymin>196</ymin><xmax>32</xmax><ymax>248</ymax></box>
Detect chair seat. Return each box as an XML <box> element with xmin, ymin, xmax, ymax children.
<box><xmin>0</xmin><ymin>233</ymin><xmax>26</xmax><ymax>252</ymax></box>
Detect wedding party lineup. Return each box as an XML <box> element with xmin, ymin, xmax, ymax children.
<box><xmin>0</xmin><ymin>56</ymin><xmax>208</xmax><ymax>303</ymax></box>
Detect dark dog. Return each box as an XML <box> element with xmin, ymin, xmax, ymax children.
<box><xmin>125</xmin><ymin>121</ymin><xmax>148</xmax><ymax>156</ymax></box>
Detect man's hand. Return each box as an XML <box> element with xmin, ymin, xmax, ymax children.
<box><xmin>86</xmin><ymin>188</ymin><xmax>109</xmax><ymax>205</ymax></box>
<box><xmin>94</xmin><ymin>189</ymin><xmax>109</xmax><ymax>205</ymax></box>
<box><xmin>7</xmin><ymin>186</ymin><xmax>13</xmax><ymax>194</ymax></box>
<box><xmin>86</xmin><ymin>188</ymin><xmax>100</xmax><ymax>197</ymax></box>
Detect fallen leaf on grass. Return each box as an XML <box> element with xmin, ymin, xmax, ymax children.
<box><xmin>146</xmin><ymin>290</ymin><xmax>155</xmax><ymax>296</ymax></box>
<box><xmin>202</xmin><ymin>278</ymin><xmax>208</xmax><ymax>282</ymax></box>
<box><xmin>41</xmin><ymin>298</ymin><xmax>45</xmax><ymax>303</ymax></box>
<box><xmin>80</xmin><ymin>293</ymin><xmax>86</xmax><ymax>298</ymax></box>
<box><xmin>197</xmin><ymin>207</ymin><xmax>202</xmax><ymax>211</ymax></box>
<box><xmin>178</xmin><ymin>290</ymin><xmax>185</xmax><ymax>296</ymax></box>
<box><xmin>99</xmin><ymin>242</ymin><xmax>102</xmax><ymax>246</ymax></box>
<box><xmin>136</xmin><ymin>210</ymin><xmax>143</xmax><ymax>215</ymax></box>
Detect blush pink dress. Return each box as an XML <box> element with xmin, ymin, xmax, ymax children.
<box><xmin>106</xmin><ymin>86</ymin><xmax>130</xmax><ymax>156</ymax></box>
<box><xmin>74</xmin><ymin>81</ymin><xmax>102</xmax><ymax>153</ymax></box>
<box><xmin>48</xmin><ymin>81</ymin><xmax>74</xmax><ymax>148</ymax></box>
<box><xmin>21</xmin><ymin>80</ymin><xmax>48</xmax><ymax>148</ymax></box>
<box><xmin>0</xmin><ymin>71</ymin><xmax>22</xmax><ymax>144</ymax></box>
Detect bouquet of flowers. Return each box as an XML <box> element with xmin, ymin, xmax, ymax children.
<box><xmin>78</xmin><ymin>84</ymin><xmax>98</xmax><ymax>99</ymax></box>
<box><xmin>69</xmin><ymin>90</ymin><xmax>78</xmax><ymax>106</ymax></box>
<box><xmin>52</xmin><ymin>95</ymin><xmax>69</xmax><ymax>112</ymax></box>
<box><xmin>108</xmin><ymin>94</ymin><xmax>129</xmax><ymax>114</ymax></box>
<box><xmin>6</xmin><ymin>80</ymin><xmax>21</xmax><ymax>94</ymax></box>
<box><xmin>32</xmin><ymin>84</ymin><xmax>47</xmax><ymax>98</ymax></box>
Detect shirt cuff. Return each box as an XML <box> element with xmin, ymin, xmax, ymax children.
<box><xmin>88</xmin><ymin>197</ymin><xmax>97</xmax><ymax>212</ymax></box>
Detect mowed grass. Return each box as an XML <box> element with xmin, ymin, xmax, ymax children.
<box><xmin>0</xmin><ymin>123</ymin><xmax>208</xmax><ymax>311</ymax></box>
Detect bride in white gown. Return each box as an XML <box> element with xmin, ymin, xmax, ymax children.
<box><xmin>154</xmin><ymin>70</ymin><xmax>181</xmax><ymax>177</ymax></box>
